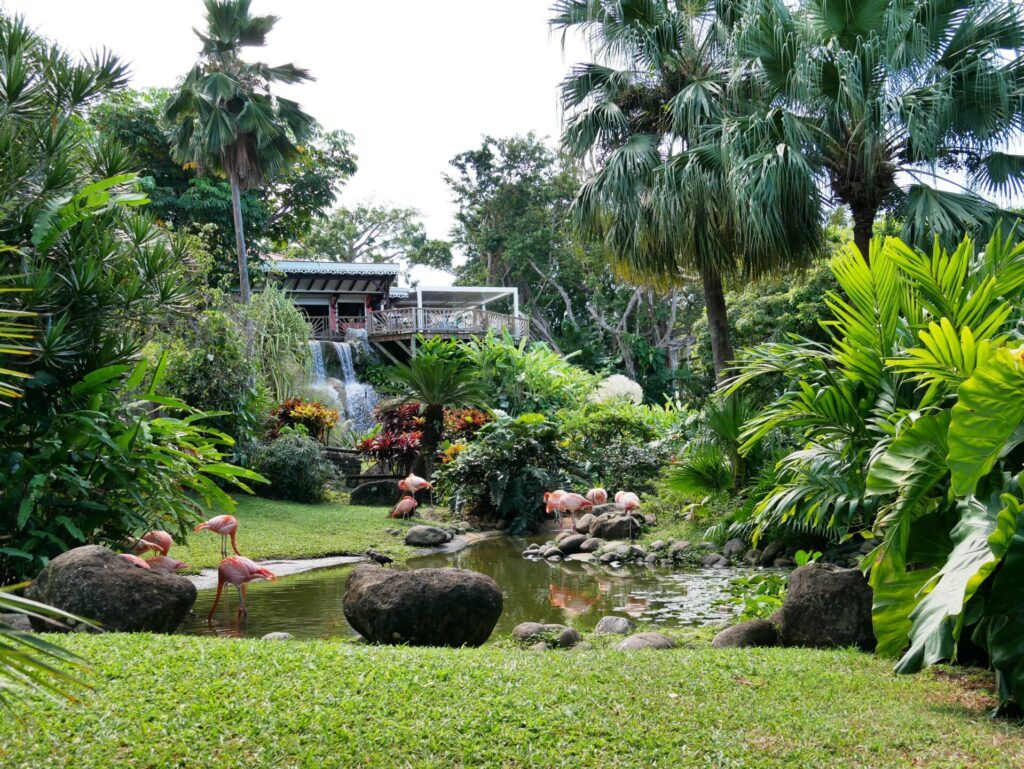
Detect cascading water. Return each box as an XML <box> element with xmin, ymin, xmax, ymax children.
<box><xmin>330</xmin><ymin>341</ymin><xmax>379</xmax><ymax>433</ymax></box>
<box><xmin>305</xmin><ymin>341</ymin><xmax>343</xmax><ymax>415</ymax></box>
<box><xmin>308</xmin><ymin>340</ymin><xmax>326</xmax><ymax>382</ymax></box>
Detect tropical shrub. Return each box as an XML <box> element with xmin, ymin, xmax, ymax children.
<box><xmin>356</xmin><ymin>402</ymin><xmax>423</xmax><ymax>474</ymax></box>
<box><xmin>269</xmin><ymin>398</ymin><xmax>339</xmax><ymax>444</ymax></box>
<box><xmin>443</xmin><ymin>408</ymin><xmax>491</xmax><ymax>441</ymax></box>
<box><xmin>463</xmin><ymin>333</ymin><xmax>595</xmax><ymax>416</ymax></box>
<box><xmin>255</xmin><ymin>433</ymin><xmax>334</xmax><ymax>503</ymax></box>
<box><xmin>435</xmin><ymin>413</ymin><xmax>582</xmax><ymax>533</ymax></box>
<box><xmin>591</xmin><ymin>374</ymin><xmax>643</xmax><ymax>404</ymax></box>
<box><xmin>729</xmin><ymin>230</ymin><xmax>1024</xmax><ymax>709</ymax></box>
<box><xmin>243</xmin><ymin>284</ymin><xmax>312</xmax><ymax>400</ymax></box>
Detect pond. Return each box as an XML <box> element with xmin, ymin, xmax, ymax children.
<box><xmin>183</xmin><ymin>536</ymin><xmax>753</xmax><ymax>640</ymax></box>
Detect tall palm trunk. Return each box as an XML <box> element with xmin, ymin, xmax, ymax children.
<box><xmin>701</xmin><ymin>268</ymin><xmax>734</xmax><ymax>383</ymax></box>
<box><xmin>851</xmin><ymin>202</ymin><xmax>876</xmax><ymax>265</ymax></box>
<box><xmin>413</xmin><ymin>404</ymin><xmax>444</xmax><ymax>477</ymax></box>
<box><xmin>229</xmin><ymin>173</ymin><xmax>252</xmax><ymax>304</ymax></box>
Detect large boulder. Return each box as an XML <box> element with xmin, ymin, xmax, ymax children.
<box><xmin>404</xmin><ymin>525</ymin><xmax>451</xmax><ymax>547</ymax></box>
<box><xmin>557</xmin><ymin>534</ymin><xmax>587</xmax><ymax>556</ymax></box>
<box><xmin>722</xmin><ymin>538</ymin><xmax>747</xmax><ymax>559</ymax></box>
<box><xmin>590</xmin><ymin>514</ymin><xmax>641</xmax><ymax>541</ymax></box>
<box><xmin>575</xmin><ymin>513</ymin><xmax>596</xmax><ymax>535</ymax></box>
<box><xmin>25</xmin><ymin>545</ymin><xmax>196</xmax><ymax>633</ymax></box>
<box><xmin>779</xmin><ymin>563</ymin><xmax>875</xmax><ymax>651</ymax></box>
<box><xmin>758</xmin><ymin>540</ymin><xmax>787</xmax><ymax>566</ymax></box>
<box><xmin>712</xmin><ymin>619</ymin><xmax>779</xmax><ymax>649</ymax></box>
<box><xmin>594</xmin><ymin>616</ymin><xmax>636</xmax><ymax>635</ymax></box>
<box><xmin>615</xmin><ymin>631</ymin><xmax>677</xmax><ymax>651</ymax></box>
<box><xmin>700</xmin><ymin>553</ymin><xmax>730</xmax><ymax>569</ymax></box>
<box><xmin>343</xmin><ymin>566</ymin><xmax>502</xmax><ymax>647</ymax></box>
<box><xmin>351</xmin><ymin>480</ymin><xmax>403</xmax><ymax>507</ymax></box>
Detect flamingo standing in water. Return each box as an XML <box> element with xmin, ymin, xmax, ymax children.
<box><xmin>557</xmin><ymin>493</ymin><xmax>594</xmax><ymax>532</ymax></box>
<box><xmin>144</xmin><ymin>555</ymin><xmax>189</xmax><ymax>574</ymax></box>
<box><xmin>194</xmin><ymin>515</ymin><xmax>242</xmax><ymax>557</ymax></box>
<box><xmin>119</xmin><ymin>553</ymin><xmax>150</xmax><ymax>569</ymax></box>
<box><xmin>585</xmin><ymin>488</ymin><xmax>608</xmax><ymax>506</ymax></box>
<box><xmin>207</xmin><ymin>556</ymin><xmax>276</xmax><ymax>621</ymax></box>
<box><xmin>390</xmin><ymin>496</ymin><xmax>418</xmax><ymax>519</ymax></box>
<box><xmin>133</xmin><ymin>530</ymin><xmax>174</xmax><ymax>557</ymax></box>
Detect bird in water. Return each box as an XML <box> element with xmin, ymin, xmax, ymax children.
<box><xmin>133</xmin><ymin>530</ymin><xmax>174</xmax><ymax>557</ymax></box>
<box><xmin>194</xmin><ymin>514</ymin><xmax>242</xmax><ymax>557</ymax></box>
<box><xmin>207</xmin><ymin>556</ymin><xmax>276</xmax><ymax>622</ymax></box>
<box><xmin>365</xmin><ymin>549</ymin><xmax>394</xmax><ymax>567</ymax></box>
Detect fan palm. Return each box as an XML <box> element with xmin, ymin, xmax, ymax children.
<box><xmin>553</xmin><ymin>0</ymin><xmax>823</xmax><ymax>380</ymax></box>
<box><xmin>165</xmin><ymin>0</ymin><xmax>316</xmax><ymax>303</ymax></box>
<box><xmin>735</xmin><ymin>0</ymin><xmax>1024</xmax><ymax>258</ymax></box>
<box><xmin>387</xmin><ymin>340</ymin><xmax>487</xmax><ymax>476</ymax></box>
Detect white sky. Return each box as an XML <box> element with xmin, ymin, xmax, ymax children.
<box><xmin>5</xmin><ymin>0</ymin><xmax>588</xmax><ymax>284</ymax></box>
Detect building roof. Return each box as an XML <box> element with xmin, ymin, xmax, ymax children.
<box><xmin>265</xmin><ymin>259</ymin><xmax>399</xmax><ymax>295</ymax></box>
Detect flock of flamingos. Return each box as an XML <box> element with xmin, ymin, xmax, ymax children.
<box><xmin>117</xmin><ymin>472</ymin><xmax>643</xmax><ymax>623</ymax></box>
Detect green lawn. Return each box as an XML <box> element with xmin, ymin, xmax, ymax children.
<box><xmin>2</xmin><ymin>635</ymin><xmax>1021</xmax><ymax>768</ymax></box>
<box><xmin>174</xmin><ymin>496</ymin><xmax>416</xmax><ymax>571</ymax></box>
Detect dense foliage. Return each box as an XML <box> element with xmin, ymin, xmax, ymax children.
<box><xmin>255</xmin><ymin>433</ymin><xmax>334</xmax><ymax>504</ymax></box>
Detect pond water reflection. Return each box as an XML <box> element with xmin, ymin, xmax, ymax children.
<box><xmin>184</xmin><ymin>536</ymin><xmax>747</xmax><ymax>640</ymax></box>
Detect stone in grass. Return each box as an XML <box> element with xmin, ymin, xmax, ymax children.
<box><xmin>528</xmin><ymin>641</ymin><xmax>550</xmax><ymax>651</ymax></box>
<box><xmin>779</xmin><ymin>563</ymin><xmax>875</xmax><ymax>651</ymax></box>
<box><xmin>648</xmin><ymin>540</ymin><xmax>668</xmax><ymax>552</ymax></box>
<box><xmin>594</xmin><ymin>616</ymin><xmax>636</xmax><ymax>635</ymax></box>
<box><xmin>556</xmin><ymin>627</ymin><xmax>583</xmax><ymax>648</ymax></box>
<box><xmin>262</xmin><ymin>632</ymin><xmax>295</xmax><ymax>641</ymax></box>
<box><xmin>615</xmin><ymin>632</ymin><xmax>677</xmax><ymax>651</ymax></box>
<box><xmin>25</xmin><ymin>545</ymin><xmax>196</xmax><ymax>634</ymax></box>
<box><xmin>711</xmin><ymin>619</ymin><xmax>778</xmax><ymax>649</ymax></box>
<box><xmin>404</xmin><ymin>525</ymin><xmax>451</xmax><ymax>547</ymax></box>
<box><xmin>669</xmin><ymin>540</ymin><xmax>691</xmax><ymax>560</ymax></box>
<box><xmin>701</xmin><ymin>553</ymin><xmax>731</xmax><ymax>569</ymax></box>
<box><xmin>722</xmin><ymin>538</ymin><xmax>747</xmax><ymax>559</ymax></box>
<box><xmin>350</xmin><ymin>480</ymin><xmax>403</xmax><ymax>507</ymax></box>
<box><xmin>344</xmin><ymin>566</ymin><xmax>502</xmax><ymax>647</ymax></box>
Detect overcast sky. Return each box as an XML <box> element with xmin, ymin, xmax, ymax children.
<box><xmin>5</xmin><ymin>0</ymin><xmax>588</xmax><ymax>283</ymax></box>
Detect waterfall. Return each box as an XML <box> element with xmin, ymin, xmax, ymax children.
<box><xmin>327</xmin><ymin>341</ymin><xmax>379</xmax><ymax>434</ymax></box>
<box><xmin>331</xmin><ymin>342</ymin><xmax>357</xmax><ymax>383</ymax></box>
<box><xmin>308</xmin><ymin>340</ymin><xmax>326</xmax><ymax>383</ymax></box>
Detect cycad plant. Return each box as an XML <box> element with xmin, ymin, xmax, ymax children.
<box><xmin>553</xmin><ymin>0</ymin><xmax>823</xmax><ymax>380</ymax></box>
<box><xmin>735</xmin><ymin>0</ymin><xmax>1024</xmax><ymax>256</ymax></box>
<box><xmin>165</xmin><ymin>0</ymin><xmax>316</xmax><ymax>303</ymax></box>
<box><xmin>387</xmin><ymin>338</ymin><xmax>487</xmax><ymax>476</ymax></box>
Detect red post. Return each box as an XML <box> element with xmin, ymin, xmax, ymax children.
<box><xmin>328</xmin><ymin>295</ymin><xmax>338</xmax><ymax>335</ymax></box>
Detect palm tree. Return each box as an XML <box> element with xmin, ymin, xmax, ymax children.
<box><xmin>387</xmin><ymin>340</ymin><xmax>487</xmax><ymax>477</ymax></box>
<box><xmin>553</xmin><ymin>0</ymin><xmax>823</xmax><ymax>380</ymax></box>
<box><xmin>735</xmin><ymin>0</ymin><xmax>1024</xmax><ymax>258</ymax></box>
<box><xmin>165</xmin><ymin>0</ymin><xmax>316</xmax><ymax>303</ymax></box>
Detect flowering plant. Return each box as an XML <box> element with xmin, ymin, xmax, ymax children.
<box><xmin>270</xmin><ymin>398</ymin><xmax>339</xmax><ymax>443</ymax></box>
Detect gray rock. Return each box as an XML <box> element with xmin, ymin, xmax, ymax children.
<box><xmin>0</xmin><ymin>613</ymin><xmax>32</xmax><ymax>632</ymax></box>
<box><xmin>628</xmin><ymin>545</ymin><xmax>647</xmax><ymax>559</ymax></box>
<box><xmin>648</xmin><ymin>540</ymin><xmax>668</xmax><ymax>552</ymax></box>
<box><xmin>575</xmin><ymin>513</ymin><xmax>596</xmax><ymax>535</ymax></box>
<box><xmin>540</xmin><ymin>546</ymin><xmax>564</xmax><ymax>559</ymax></box>
<box><xmin>261</xmin><ymin>632</ymin><xmax>295</xmax><ymax>641</ymax></box>
<box><xmin>590</xmin><ymin>503</ymin><xmax>622</xmax><ymax>517</ymax></box>
<box><xmin>590</xmin><ymin>514</ymin><xmax>641</xmax><ymax>541</ymax></box>
<box><xmin>528</xmin><ymin>641</ymin><xmax>549</xmax><ymax>651</ymax></box>
<box><xmin>743</xmin><ymin>548</ymin><xmax>762</xmax><ymax>565</ymax></box>
<box><xmin>779</xmin><ymin>563</ymin><xmax>874</xmax><ymax>651</ymax></box>
<box><xmin>759</xmin><ymin>540</ymin><xmax>787</xmax><ymax>566</ymax></box>
<box><xmin>615</xmin><ymin>632</ymin><xmax>677</xmax><ymax>651</ymax></box>
<box><xmin>644</xmin><ymin>553</ymin><xmax>659</xmax><ymax>564</ymax></box>
<box><xmin>579</xmin><ymin>537</ymin><xmax>606</xmax><ymax>553</ymax></box>
<box><xmin>343</xmin><ymin>566</ymin><xmax>502</xmax><ymax>647</ymax></box>
<box><xmin>711</xmin><ymin>619</ymin><xmax>779</xmax><ymax>649</ymax></box>
<box><xmin>404</xmin><ymin>525</ymin><xmax>450</xmax><ymax>547</ymax></box>
<box><xmin>570</xmin><ymin>641</ymin><xmax>593</xmax><ymax>651</ymax></box>
<box><xmin>773</xmin><ymin>557</ymin><xmax>796</xmax><ymax>568</ymax></box>
<box><xmin>524</xmin><ymin>542</ymin><xmax>541</xmax><ymax>551</ymax></box>
<box><xmin>546</xmin><ymin>554</ymin><xmax>562</xmax><ymax>562</ymax></box>
<box><xmin>512</xmin><ymin>622</ymin><xmax>568</xmax><ymax>644</ymax></box>
<box><xmin>598</xmin><ymin>552</ymin><xmax>617</xmax><ymax>565</ymax></box>
<box><xmin>558</xmin><ymin>534</ymin><xmax>587</xmax><ymax>556</ymax></box>
<box><xmin>723</xmin><ymin>538</ymin><xmax>747</xmax><ymax>558</ymax></box>
<box><xmin>25</xmin><ymin>545</ymin><xmax>196</xmax><ymax>634</ymax></box>
<box><xmin>556</xmin><ymin>627</ymin><xmax>583</xmax><ymax>648</ymax></box>
<box><xmin>644</xmin><ymin>515</ymin><xmax>658</xmax><ymax>527</ymax></box>
<box><xmin>858</xmin><ymin>539</ymin><xmax>880</xmax><ymax>555</ymax></box>
<box><xmin>701</xmin><ymin>553</ymin><xmax>730</xmax><ymax>568</ymax></box>
<box><xmin>669</xmin><ymin>540</ymin><xmax>691</xmax><ymax>559</ymax></box>
<box><xmin>350</xmin><ymin>480</ymin><xmax>403</xmax><ymax>507</ymax></box>
<box><xmin>565</xmin><ymin>553</ymin><xmax>596</xmax><ymax>564</ymax></box>
<box><xmin>594</xmin><ymin>616</ymin><xmax>636</xmax><ymax>635</ymax></box>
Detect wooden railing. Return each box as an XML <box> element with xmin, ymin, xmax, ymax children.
<box><xmin>367</xmin><ymin>307</ymin><xmax>529</xmax><ymax>340</ymax></box>
<box><xmin>308</xmin><ymin>316</ymin><xmax>367</xmax><ymax>340</ymax></box>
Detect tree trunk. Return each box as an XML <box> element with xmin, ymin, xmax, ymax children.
<box><xmin>851</xmin><ymin>203</ymin><xmax>876</xmax><ymax>265</ymax></box>
<box><xmin>413</xmin><ymin>404</ymin><xmax>444</xmax><ymax>478</ymax></box>
<box><xmin>229</xmin><ymin>174</ymin><xmax>252</xmax><ymax>304</ymax></box>
<box><xmin>701</xmin><ymin>268</ymin><xmax>734</xmax><ymax>383</ymax></box>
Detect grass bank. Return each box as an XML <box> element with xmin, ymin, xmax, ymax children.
<box><xmin>2</xmin><ymin>635</ymin><xmax>1020</xmax><ymax>768</ymax></box>
<box><xmin>174</xmin><ymin>496</ymin><xmax>415</xmax><ymax>571</ymax></box>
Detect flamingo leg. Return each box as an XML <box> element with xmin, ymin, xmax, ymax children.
<box><xmin>220</xmin><ymin>537</ymin><xmax>227</xmax><ymax>559</ymax></box>
<box><xmin>236</xmin><ymin>584</ymin><xmax>247</xmax><ymax>616</ymax></box>
<box><xmin>207</xmin><ymin>581</ymin><xmax>224</xmax><ymax>623</ymax></box>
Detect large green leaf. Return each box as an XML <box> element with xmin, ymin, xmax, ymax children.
<box><xmin>895</xmin><ymin>494</ymin><xmax>1019</xmax><ymax>674</ymax></box>
<box><xmin>948</xmin><ymin>348</ymin><xmax>1024</xmax><ymax>496</ymax></box>
<box><xmin>872</xmin><ymin>566</ymin><xmax>938</xmax><ymax>658</ymax></box>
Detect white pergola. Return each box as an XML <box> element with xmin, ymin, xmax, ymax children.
<box><xmin>391</xmin><ymin>285</ymin><xmax>520</xmax><ymax>317</ymax></box>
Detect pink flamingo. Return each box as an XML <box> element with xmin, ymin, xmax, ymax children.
<box><xmin>144</xmin><ymin>555</ymin><xmax>188</xmax><ymax>574</ymax></box>
<box><xmin>544</xmin><ymin>490</ymin><xmax>567</xmax><ymax>529</ymax></box>
<box><xmin>207</xmin><ymin>556</ymin><xmax>276</xmax><ymax>621</ymax></box>
<box><xmin>133</xmin><ymin>530</ymin><xmax>173</xmax><ymax>556</ymax></box>
<box><xmin>194</xmin><ymin>515</ymin><xmax>242</xmax><ymax>557</ymax></box>
<box><xmin>615</xmin><ymin>491</ymin><xmax>641</xmax><ymax>511</ymax></box>
<box><xmin>119</xmin><ymin>553</ymin><xmax>150</xmax><ymax>569</ymax></box>
<box><xmin>390</xmin><ymin>496</ymin><xmax>419</xmax><ymax>519</ymax></box>
<box><xmin>585</xmin><ymin>488</ymin><xmax>608</xmax><ymax>506</ymax></box>
<box><xmin>557</xmin><ymin>493</ymin><xmax>594</xmax><ymax>532</ymax></box>
<box><xmin>398</xmin><ymin>473</ymin><xmax>432</xmax><ymax>493</ymax></box>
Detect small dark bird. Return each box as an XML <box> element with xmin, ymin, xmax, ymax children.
<box><xmin>365</xmin><ymin>549</ymin><xmax>393</xmax><ymax>567</ymax></box>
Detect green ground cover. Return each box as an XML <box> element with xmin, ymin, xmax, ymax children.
<box><xmin>174</xmin><ymin>496</ymin><xmax>415</xmax><ymax>571</ymax></box>
<box><xmin>2</xmin><ymin>635</ymin><xmax>1020</xmax><ymax>768</ymax></box>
